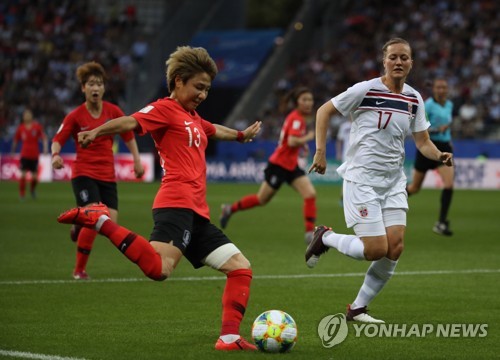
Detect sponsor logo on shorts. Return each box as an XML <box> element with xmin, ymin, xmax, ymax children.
<box><xmin>80</xmin><ymin>190</ymin><xmax>89</xmax><ymax>203</ymax></box>
<box><xmin>182</xmin><ymin>230</ymin><xmax>191</xmax><ymax>248</ymax></box>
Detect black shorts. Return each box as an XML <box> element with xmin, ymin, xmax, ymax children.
<box><xmin>71</xmin><ymin>176</ymin><xmax>118</xmax><ymax>210</ymax></box>
<box><xmin>150</xmin><ymin>208</ymin><xmax>232</xmax><ymax>269</ymax></box>
<box><xmin>20</xmin><ymin>158</ymin><xmax>38</xmax><ymax>172</ymax></box>
<box><xmin>414</xmin><ymin>141</ymin><xmax>453</xmax><ymax>172</ymax></box>
<box><xmin>264</xmin><ymin>162</ymin><xmax>306</xmax><ymax>190</ymax></box>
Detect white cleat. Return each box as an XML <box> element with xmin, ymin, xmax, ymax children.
<box><xmin>346</xmin><ymin>305</ymin><xmax>385</xmax><ymax>323</ymax></box>
<box><xmin>306</xmin><ymin>255</ymin><xmax>320</xmax><ymax>268</ymax></box>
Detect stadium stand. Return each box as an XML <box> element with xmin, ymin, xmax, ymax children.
<box><xmin>1</xmin><ymin>0</ymin><xmax>498</xmax><ymax>143</ymax></box>
<box><xmin>0</xmin><ymin>0</ymin><xmax>176</xmax><ymax>139</ymax></box>
<box><xmin>247</xmin><ymin>0</ymin><xmax>499</xmax><ymax>140</ymax></box>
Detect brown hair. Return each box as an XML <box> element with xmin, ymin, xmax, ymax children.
<box><xmin>382</xmin><ymin>38</ymin><xmax>412</xmax><ymax>58</ymax></box>
<box><xmin>287</xmin><ymin>86</ymin><xmax>313</xmax><ymax>106</ymax></box>
<box><xmin>166</xmin><ymin>46</ymin><xmax>218</xmax><ymax>93</ymax></box>
<box><xmin>76</xmin><ymin>61</ymin><xmax>107</xmax><ymax>85</ymax></box>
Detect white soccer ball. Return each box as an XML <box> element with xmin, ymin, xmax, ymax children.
<box><xmin>251</xmin><ymin>309</ymin><xmax>298</xmax><ymax>353</ymax></box>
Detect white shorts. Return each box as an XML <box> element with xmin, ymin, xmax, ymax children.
<box><xmin>343</xmin><ymin>180</ymin><xmax>408</xmax><ymax>236</ymax></box>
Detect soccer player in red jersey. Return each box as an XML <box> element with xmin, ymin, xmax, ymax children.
<box><xmin>51</xmin><ymin>62</ymin><xmax>144</xmax><ymax>280</ymax></box>
<box><xmin>220</xmin><ymin>87</ymin><xmax>317</xmax><ymax>244</ymax></box>
<box><xmin>11</xmin><ymin>109</ymin><xmax>48</xmax><ymax>200</ymax></box>
<box><xmin>57</xmin><ymin>46</ymin><xmax>261</xmax><ymax>351</ymax></box>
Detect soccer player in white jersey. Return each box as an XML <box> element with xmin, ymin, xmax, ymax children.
<box><xmin>306</xmin><ymin>38</ymin><xmax>453</xmax><ymax>323</ymax></box>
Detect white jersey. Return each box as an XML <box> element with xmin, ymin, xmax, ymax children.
<box><xmin>334</xmin><ymin>77</ymin><xmax>429</xmax><ymax>188</ymax></box>
<box><xmin>336</xmin><ymin>120</ymin><xmax>352</xmax><ymax>162</ymax></box>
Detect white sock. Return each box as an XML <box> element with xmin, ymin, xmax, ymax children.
<box><xmin>219</xmin><ymin>334</ymin><xmax>240</xmax><ymax>343</ymax></box>
<box><xmin>352</xmin><ymin>257</ymin><xmax>398</xmax><ymax>309</ymax></box>
<box><xmin>95</xmin><ymin>215</ymin><xmax>110</xmax><ymax>231</ymax></box>
<box><xmin>322</xmin><ymin>231</ymin><xmax>365</xmax><ymax>260</ymax></box>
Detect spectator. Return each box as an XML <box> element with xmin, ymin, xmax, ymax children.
<box><xmin>255</xmin><ymin>0</ymin><xmax>498</xmax><ymax>140</ymax></box>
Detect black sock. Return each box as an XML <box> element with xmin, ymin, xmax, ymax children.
<box><xmin>439</xmin><ymin>188</ymin><xmax>453</xmax><ymax>223</ymax></box>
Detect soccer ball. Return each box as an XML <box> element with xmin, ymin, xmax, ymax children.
<box><xmin>251</xmin><ymin>310</ymin><xmax>298</xmax><ymax>353</ymax></box>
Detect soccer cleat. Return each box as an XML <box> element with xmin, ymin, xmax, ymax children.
<box><xmin>215</xmin><ymin>337</ymin><xmax>257</xmax><ymax>351</ymax></box>
<box><xmin>57</xmin><ymin>203</ymin><xmax>110</xmax><ymax>227</ymax></box>
<box><xmin>304</xmin><ymin>231</ymin><xmax>313</xmax><ymax>245</ymax></box>
<box><xmin>346</xmin><ymin>304</ymin><xmax>384</xmax><ymax>323</ymax></box>
<box><xmin>433</xmin><ymin>220</ymin><xmax>453</xmax><ymax>236</ymax></box>
<box><xmin>305</xmin><ymin>225</ymin><xmax>331</xmax><ymax>268</ymax></box>
<box><xmin>73</xmin><ymin>270</ymin><xmax>90</xmax><ymax>280</ymax></box>
<box><xmin>219</xmin><ymin>204</ymin><xmax>233</xmax><ymax>229</ymax></box>
<box><xmin>70</xmin><ymin>224</ymin><xmax>82</xmax><ymax>242</ymax></box>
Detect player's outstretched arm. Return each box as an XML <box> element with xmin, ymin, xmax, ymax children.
<box><xmin>309</xmin><ymin>101</ymin><xmax>337</xmax><ymax>174</ymax></box>
<box><xmin>212</xmin><ymin>121</ymin><xmax>261</xmax><ymax>142</ymax></box>
<box><xmin>78</xmin><ymin>116</ymin><xmax>138</xmax><ymax>148</ymax></box>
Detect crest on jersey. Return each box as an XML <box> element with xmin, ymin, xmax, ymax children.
<box><xmin>358</xmin><ymin>206</ymin><xmax>368</xmax><ymax>218</ymax></box>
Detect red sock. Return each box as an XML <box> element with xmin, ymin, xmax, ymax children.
<box><xmin>99</xmin><ymin>220</ymin><xmax>163</xmax><ymax>280</ymax></box>
<box><xmin>19</xmin><ymin>178</ymin><xmax>26</xmax><ymax>197</ymax></box>
<box><xmin>75</xmin><ymin>227</ymin><xmax>97</xmax><ymax>273</ymax></box>
<box><xmin>220</xmin><ymin>269</ymin><xmax>252</xmax><ymax>335</ymax></box>
<box><xmin>231</xmin><ymin>194</ymin><xmax>260</xmax><ymax>213</ymax></box>
<box><xmin>30</xmin><ymin>178</ymin><xmax>38</xmax><ymax>193</ymax></box>
<box><xmin>304</xmin><ymin>197</ymin><xmax>316</xmax><ymax>232</ymax></box>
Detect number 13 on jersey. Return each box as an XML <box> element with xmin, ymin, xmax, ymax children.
<box><xmin>185</xmin><ymin>122</ymin><xmax>201</xmax><ymax>147</ymax></box>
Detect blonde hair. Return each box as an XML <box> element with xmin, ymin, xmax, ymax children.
<box><xmin>382</xmin><ymin>38</ymin><xmax>412</xmax><ymax>59</ymax></box>
<box><xmin>76</xmin><ymin>61</ymin><xmax>107</xmax><ymax>85</ymax></box>
<box><xmin>166</xmin><ymin>46</ymin><xmax>218</xmax><ymax>92</ymax></box>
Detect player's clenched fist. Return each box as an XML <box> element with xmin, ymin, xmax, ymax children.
<box><xmin>78</xmin><ymin>130</ymin><xmax>96</xmax><ymax>148</ymax></box>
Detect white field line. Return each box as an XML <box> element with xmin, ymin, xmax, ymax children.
<box><xmin>0</xmin><ymin>349</ymin><xmax>87</xmax><ymax>360</ymax></box>
<box><xmin>0</xmin><ymin>268</ymin><xmax>498</xmax><ymax>286</ymax></box>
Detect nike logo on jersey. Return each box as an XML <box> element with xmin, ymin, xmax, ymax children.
<box><xmin>81</xmin><ymin>126</ymin><xmax>89</xmax><ymax>130</ymax></box>
<box><xmin>184</xmin><ymin>121</ymin><xmax>193</xmax><ymax>125</ymax></box>
<box><xmin>376</xmin><ymin>101</ymin><xmax>386</xmax><ymax>105</ymax></box>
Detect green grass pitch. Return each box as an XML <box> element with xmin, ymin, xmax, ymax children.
<box><xmin>0</xmin><ymin>181</ymin><xmax>499</xmax><ymax>359</ymax></box>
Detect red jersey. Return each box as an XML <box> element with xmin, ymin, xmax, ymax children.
<box><xmin>132</xmin><ymin>98</ymin><xmax>216</xmax><ymax>219</ymax></box>
<box><xmin>52</xmin><ymin>101</ymin><xmax>134</xmax><ymax>182</ymax></box>
<box><xmin>14</xmin><ymin>121</ymin><xmax>46</xmax><ymax>160</ymax></box>
<box><xmin>268</xmin><ymin>109</ymin><xmax>308</xmax><ymax>171</ymax></box>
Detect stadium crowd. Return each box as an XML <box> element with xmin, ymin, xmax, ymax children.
<box><xmin>0</xmin><ymin>0</ymin><xmax>147</xmax><ymax>139</ymax></box>
<box><xmin>1</xmin><ymin>0</ymin><xmax>498</xmax><ymax>142</ymax></box>
<box><xmin>257</xmin><ymin>0</ymin><xmax>499</xmax><ymax>140</ymax></box>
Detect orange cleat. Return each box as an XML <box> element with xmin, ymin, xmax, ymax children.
<box><xmin>58</xmin><ymin>203</ymin><xmax>110</xmax><ymax>227</ymax></box>
<box><xmin>215</xmin><ymin>337</ymin><xmax>257</xmax><ymax>351</ymax></box>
